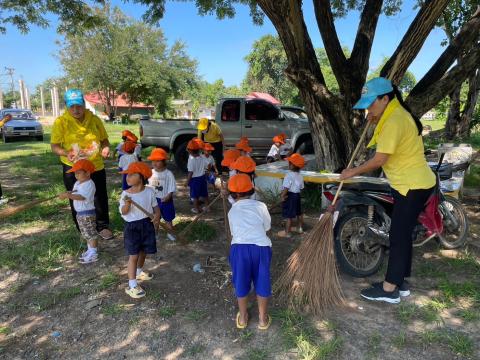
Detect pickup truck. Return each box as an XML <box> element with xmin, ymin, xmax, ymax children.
<box><xmin>140</xmin><ymin>97</ymin><xmax>313</xmax><ymax>170</ymax></box>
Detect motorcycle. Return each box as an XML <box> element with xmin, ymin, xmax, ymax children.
<box><xmin>322</xmin><ymin>154</ymin><xmax>469</xmax><ymax>277</ymax></box>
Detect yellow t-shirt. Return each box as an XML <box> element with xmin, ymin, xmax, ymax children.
<box><xmin>51</xmin><ymin>109</ymin><xmax>108</xmax><ymax>170</ymax></box>
<box><xmin>0</xmin><ymin>117</ymin><xmax>9</xmax><ymax>128</ymax></box>
<box><xmin>372</xmin><ymin>99</ymin><xmax>435</xmax><ymax>196</ymax></box>
<box><xmin>197</xmin><ymin>121</ymin><xmax>222</xmax><ymax>143</ymax></box>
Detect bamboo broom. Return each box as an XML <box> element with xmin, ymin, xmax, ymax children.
<box><xmin>275</xmin><ymin>121</ymin><xmax>372</xmax><ymax>314</ymax></box>
<box><xmin>0</xmin><ymin>195</ymin><xmax>57</xmax><ymax>218</ymax></box>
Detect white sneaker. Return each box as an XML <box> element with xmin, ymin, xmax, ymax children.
<box><xmin>166</xmin><ymin>233</ymin><xmax>176</xmax><ymax>242</ymax></box>
<box><xmin>80</xmin><ymin>252</ymin><xmax>98</xmax><ymax>264</ymax></box>
<box><xmin>297</xmin><ymin>227</ymin><xmax>304</xmax><ymax>234</ymax></box>
<box><xmin>78</xmin><ymin>250</ymin><xmax>89</xmax><ymax>260</ymax></box>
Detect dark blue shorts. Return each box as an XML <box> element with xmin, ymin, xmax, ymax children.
<box><xmin>124</xmin><ymin>217</ymin><xmax>157</xmax><ymax>255</ymax></box>
<box><xmin>156</xmin><ymin>198</ymin><xmax>176</xmax><ymax>222</ymax></box>
<box><xmin>282</xmin><ymin>192</ymin><xmax>302</xmax><ymax>219</ymax></box>
<box><xmin>189</xmin><ymin>175</ymin><xmax>208</xmax><ymax>199</ymax></box>
<box><xmin>229</xmin><ymin>244</ymin><xmax>272</xmax><ymax>298</ymax></box>
<box><xmin>207</xmin><ymin>171</ymin><xmax>216</xmax><ymax>184</ymax></box>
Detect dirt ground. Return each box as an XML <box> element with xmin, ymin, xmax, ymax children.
<box><xmin>0</xmin><ymin>157</ymin><xmax>479</xmax><ymax>360</ymax></box>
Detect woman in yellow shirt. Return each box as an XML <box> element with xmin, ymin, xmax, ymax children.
<box><xmin>340</xmin><ymin>77</ymin><xmax>435</xmax><ymax>304</ymax></box>
<box><xmin>197</xmin><ymin>117</ymin><xmax>225</xmax><ymax>173</ymax></box>
<box><xmin>50</xmin><ymin>89</ymin><xmax>113</xmax><ymax>240</ymax></box>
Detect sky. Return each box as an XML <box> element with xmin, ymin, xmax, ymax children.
<box><xmin>0</xmin><ymin>0</ymin><xmax>447</xmax><ymax>94</ymax></box>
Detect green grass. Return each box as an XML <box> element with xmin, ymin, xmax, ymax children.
<box><xmin>97</xmin><ymin>271</ymin><xmax>120</xmax><ymax>291</ymax></box>
<box><xmin>174</xmin><ymin>220</ymin><xmax>216</xmax><ymax>243</ymax></box>
<box><xmin>464</xmin><ymin>164</ymin><xmax>480</xmax><ymax>187</ymax></box>
<box><xmin>396</xmin><ymin>300</ymin><xmax>446</xmax><ymax>325</ymax></box>
<box><xmin>186</xmin><ymin>343</ymin><xmax>206</xmax><ymax>357</ymax></box>
<box><xmin>396</xmin><ymin>303</ymin><xmax>420</xmax><ymax>325</ymax></box>
<box><xmin>366</xmin><ymin>331</ymin><xmax>382</xmax><ymax>359</ymax></box>
<box><xmin>439</xmin><ymin>280</ymin><xmax>480</xmax><ymax>304</ymax></box>
<box><xmin>418</xmin><ymin>329</ymin><xmax>474</xmax><ymax>357</ymax></box>
<box><xmin>391</xmin><ymin>331</ymin><xmax>407</xmax><ymax>349</ymax></box>
<box><xmin>184</xmin><ymin>309</ymin><xmax>208</xmax><ymax>321</ymax></box>
<box><xmin>102</xmin><ymin>304</ymin><xmax>125</xmax><ymax>316</ymax></box>
<box><xmin>302</xmin><ymin>183</ymin><xmax>323</xmax><ymax>211</ymax></box>
<box><xmin>31</xmin><ymin>286</ymin><xmax>82</xmax><ymax>312</ymax></box>
<box><xmin>239</xmin><ymin>329</ymin><xmax>253</xmax><ymax>343</ymax></box>
<box><xmin>245</xmin><ymin>348</ymin><xmax>269</xmax><ymax>360</ymax></box>
<box><xmin>158</xmin><ymin>306</ymin><xmax>176</xmax><ymax>318</ymax></box>
<box><xmin>457</xmin><ymin>308</ymin><xmax>480</xmax><ymax>322</ymax></box>
<box><xmin>423</xmin><ymin>119</ymin><xmax>446</xmax><ymax>131</ymax></box>
<box><xmin>0</xmin><ymin>327</ymin><xmax>11</xmax><ymax>335</ymax></box>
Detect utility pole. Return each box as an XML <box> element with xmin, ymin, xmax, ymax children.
<box><xmin>18</xmin><ymin>80</ymin><xmax>25</xmax><ymax>108</ymax></box>
<box><xmin>40</xmin><ymin>86</ymin><xmax>45</xmax><ymax>116</ymax></box>
<box><xmin>4</xmin><ymin>67</ymin><xmax>15</xmax><ymax>107</ymax></box>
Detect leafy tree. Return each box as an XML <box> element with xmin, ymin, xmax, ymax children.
<box><xmin>368</xmin><ymin>57</ymin><xmax>416</xmax><ymax>93</ymax></box>
<box><xmin>1</xmin><ymin>90</ymin><xmax>19</xmax><ymax>108</ymax></box>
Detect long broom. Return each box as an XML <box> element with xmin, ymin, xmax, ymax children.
<box><xmin>0</xmin><ymin>195</ymin><xmax>58</xmax><ymax>218</ymax></box>
<box><xmin>275</xmin><ymin>121</ymin><xmax>372</xmax><ymax>314</ymax></box>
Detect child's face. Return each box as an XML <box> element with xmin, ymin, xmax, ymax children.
<box><xmin>152</xmin><ymin>160</ymin><xmax>166</xmax><ymax>171</ymax></box>
<box><xmin>274</xmin><ymin>142</ymin><xmax>281</xmax><ymax>147</ymax></box>
<box><xmin>126</xmin><ymin>173</ymin><xmax>143</xmax><ymax>186</ymax></box>
<box><xmin>74</xmin><ymin>169</ymin><xmax>90</xmax><ymax>182</ymax></box>
<box><xmin>288</xmin><ymin>162</ymin><xmax>294</xmax><ymax>170</ymax></box>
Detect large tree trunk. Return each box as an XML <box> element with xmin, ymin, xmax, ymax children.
<box><xmin>445</xmin><ymin>85</ymin><xmax>462</xmax><ymax>140</ymax></box>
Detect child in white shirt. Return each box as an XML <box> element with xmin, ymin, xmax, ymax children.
<box><xmin>187</xmin><ymin>139</ymin><xmax>209</xmax><ymax>214</ymax></box>
<box><xmin>203</xmin><ymin>143</ymin><xmax>219</xmax><ymax>191</ymax></box>
<box><xmin>266</xmin><ymin>135</ymin><xmax>284</xmax><ymax>163</ymax></box>
<box><xmin>58</xmin><ymin>159</ymin><xmax>100</xmax><ymax>264</ymax></box>
<box><xmin>118</xmin><ymin>141</ymin><xmax>139</xmax><ymax>190</ymax></box>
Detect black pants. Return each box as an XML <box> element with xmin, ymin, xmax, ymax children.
<box><xmin>62</xmin><ymin>164</ymin><xmax>110</xmax><ymax>232</ymax></box>
<box><xmin>210</xmin><ymin>141</ymin><xmax>224</xmax><ymax>174</ymax></box>
<box><xmin>385</xmin><ymin>187</ymin><xmax>434</xmax><ymax>286</ymax></box>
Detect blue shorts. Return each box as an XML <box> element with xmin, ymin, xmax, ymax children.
<box><xmin>282</xmin><ymin>192</ymin><xmax>302</xmax><ymax>219</ymax></box>
<box><xmin>189</xmin><ymin>175</ymin><xmax>208</xmax><ymax>199</ymax></box>
<box><xmin>124</xmin><ymin>218</ymin><xmax>157</xmax><ymax>255</ymax></box>
<box><xmin>156</xmin><ymin>198</ymin><xmax>175</xmax><ymax>222</ymax></box>
<box><xmin>229</xmin><ymin>244</ymin><xmax>272</xmax><ymax>298</ymax></box>
<box><xmin>207</xmin><ymin>171</ymin><xmax>216</xmax><ymax>184</ymax></box>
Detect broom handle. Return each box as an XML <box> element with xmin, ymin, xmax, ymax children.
<box><xmin>221</xmin><ymin>178</ymin><xmax>232</xmax><ymax>242</ymax></box>
<box><xmin>0</xmin><ymin>195</ymin><xmax>58</xmax><ymax>218</ymax></box>
<box><xmin>125</xmin><ymin>197</ymin><xmax>175</xmax><ymax>235</ymax></box>
<box><xmin>178</xmin><ymin>193</ymin><xmax>222</xmax><ymax>237</ymax></box>
<box><xmin>332</xmin><ymin>121</ymin><xmax>372</xmax><ymax>206</ymax></box>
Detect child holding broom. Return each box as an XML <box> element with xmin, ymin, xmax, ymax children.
<box><xmin>187</xmin><ymin>139</ymin><xmax>209</xmax><ymax>214</ymax></box>
<box><xmin>58</xmin><ymin>159</ymin><xmax>100</xmax><ymax>264</ymax></box>
<box><xmin>202</xmin><ymin>143</ymin><xmax>219</xmax><ymax>190</ymax></box>
<box><xmin>119</xmin><ymin>162</ymin><xmax>160</xmax><ymax>299</ymax></box>
<box><xmin>278</xmin><ymin>153</ymin><xmax>305</xmax><ymax>238</ymax></box>
<box><xmin>147</xmin><ymin>148</ymin><xmax>177</xmax><ymax>241</ymax></box>
<box><xmin>228</xmin><ymin>174</ymin><xmax>272</xmax><ymax>330</ymax></box>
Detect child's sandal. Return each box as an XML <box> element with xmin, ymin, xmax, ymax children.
<box><xmin>125</xmin><ymin>286</ymin><xmax>146</xmax><ymax>299</ymax></box>
<box><xmin>257</xmin><ymin>315</ymin><xmax>272</xmax><ymax>330</ymax></box>
<box><xmin>136</xmin><ymin>271</ymin><xmax>153</xmax><ymax>281</ymax></box>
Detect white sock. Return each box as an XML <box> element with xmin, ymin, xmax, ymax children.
<box><xmin>87</xmin><ymin>244</ymin><xmax>92</xmax><ymax>250</ymax></box>
<box><xmin>128</xmin><ymin>279</ymin><xmax>138</xmax><ymax>289</ymax></box>
<box><xmin>136</xmin><ymin>268</ymin><xmax>143</xmax><ymax>276</ymax></box>
<box><xmin>89</xmin><ymin>247</ymin><xmax>97</xmax><ymax>254</ymax></box>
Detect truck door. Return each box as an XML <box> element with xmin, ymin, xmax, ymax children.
<box><xmin>243</xmin><ymin>99</ymin><xmax>289</xmax><ymax>154</ymax></box>
<box><xmin>217</xmin><ymin>99</ymin><xmax>242</xmax><ymax>148</ymax></box>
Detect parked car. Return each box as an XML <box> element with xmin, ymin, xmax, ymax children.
<box><xmin>140</xmin><ymin>97</ymin><xmax>313</xmax><ymax>171</ymax></box>
<box><xmin>0</xmin><ymin>109</ymin><xmax>43</xmax><ymax>143</ymax></box>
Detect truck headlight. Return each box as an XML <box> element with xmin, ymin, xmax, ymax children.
<box><xmin>5</xmin><ymin>126</ymin><xmax>13</xmax><ymax>133</ymax></box>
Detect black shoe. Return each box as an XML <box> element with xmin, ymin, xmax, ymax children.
<box><xmin>361</xmin><ymin>285</ymin><xmax>400</xmax><ymax>304</ymax></box>
<box><xmin>372</xmin><ymin>280</ymin><xmax>410</xmax><ymax>297</ymax></box>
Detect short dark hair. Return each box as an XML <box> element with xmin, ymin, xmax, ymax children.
<box><xmin>121</xmin><ymin>136</ymin><xmax>127</xmax><ymax>141</ymax></box>
<box><xmin>290</xmin><ymin>164</ymin><xmax>301</xmax><ymax>172</ymax></box>
<box><xmin>189</xmin><ymin>149</ymin><xmax>200</xmax><ymax>155</ymax></box>
<box><xmin>230</xmin><ymin>188</ymin><xmax>255</xmax><ymax>199</ymax></box>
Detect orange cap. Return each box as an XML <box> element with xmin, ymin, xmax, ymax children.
<box><xmin>187</xmin><ymin>139</ymin><xmax>201</xmax><ymax>150</ymax></box>
<box><xmin>221</xmin><ymin>149</ymin><xmax>241</xmax><ymax>167</ymax></box>
<box><xmin>66</xmin><ymin>159</ymin><xmax>96</xmax><ymax>174</ymax></box>
<box><xmin>228</xmin><ymin>174</ymin><xmax>253</xmax><ymax>193</ymax></box>
<box><xmin>278</xmin><ymin>133</ymin><xmax>287</xmax><ymax>142</ymax></box>
<box><xmin>231</xmin><ymin>156</ymin><xmax>256</xmax><ymax>173</ymax></box>
<box><xmin>204</xmin><ymin>143</ymin><xmax>215</xmax><ymax>151</ymax></box>
<box><xmin>273</xmin><ymin>135</ymin><xmax>285</xmax><ymax>144</ymax></box>
<box><xmin>235</xmin><ymin>142</ymin><xmax>252</xmax><ymax>153</ymax></box>
<box><xmin>120</xmin><ymin>161</ymin><xmax>152</xmax><ymax>179</ymax></box>
<box><xmin>122</xmin><ymin>141</ymin><xmax>137</xmax><ymax>154</ymax></box>
<box><xmin>122</xmin><ymin>130</ymin><xmax>138</xmax><ymax>143</ymax></box>
<box><xmin>148</xmin><ymin>148</ymin><xmax>168</xmax><ymax>161</ymax></box>
<box><xmin>286</xmin><ymin>153</ymin><xmax>305</xmax><ymax>169</ymax></box>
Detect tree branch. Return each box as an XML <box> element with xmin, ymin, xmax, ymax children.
<box><xmin>406</xmin><ymin>46</ymin><xmax>480</xmax><ymax>117</ymax></box>
<box><xmin>410</xmin><ymin>7</ymin><xmax>480</xmax><ymax>97</ymax></box>
<box><xmin>312</xmin><ymin>0</ymin><xmax>348</xmax><ymax>92</ymax></box>
<box><xmin>380</xmin><ymin>0</ymin><xmax>450</xmax><ymax>84</ymax></box>
<box><xmin>348</xmin><ymin>0</ymin><xmax>384</xmax><ymax>87</ymax></box>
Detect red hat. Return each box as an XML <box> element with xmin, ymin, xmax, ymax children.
<box><xmin>228</xmin><ymin>174</ymin><xmax>253</xmax><ymax>193</ymax></box>
<box><xmin>286</xmin><ymin>153</ymin><xmax>305</xmax><ymax>169</ymax></box>
<box><xmin>235</xmin><ymin>141</ymin><xmax>252</xmax><ymax>153</ymax></box>
<box><xmin>120</xmin><ymin>162</ymin><xmax>152</xmax><ymax>179</ymax></box>
<box><xmin>148</xmin><ymin>148</ymin><xmax>168</xmax><ymax>161</ymax></box>
<box><xmin>231</xmin><ymin>156</ymin><xmax>256</xmax><ymax>173</ymax></box>
<box><xmin>221</xmin><ymin>149</ymin><xmax>241</xmax><ymax>167</ymax></box>
<box><xmin>187</xmin><ymin>139</ymin><xmax>202</xmax><ymax>150</ymax></box>
<box><xmin>204</xmin><ymin>143</ymin><xmax>215</xmax><ymax>151</ymax></box>
<box><xmin>66</xmin><ymin>159</ymin><xmax>96</xmax><ymax>174</ymax></box>
<box><xmin>122</xmin><ymin>130</ymin><xmax>138</xmax><ymax>143</ymax></box>
<box><xmin>122</xmin><ymin>141</ymin><xmax>136</xmax><ymax>154</ymax></box>
<box><xmin>273</xmin><ymin>135</ymin><xmax>285</xmax><ymax>144</ymax></box>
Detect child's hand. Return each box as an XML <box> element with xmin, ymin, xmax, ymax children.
<box><xmin>58</xmin><ymin>192</ymin><xmax>70</xmax><ymax>200</ymax></box>
<box><xmin>152</xmin><ymin>214</ymin><xmax>161</xmax><ymax>229</ymax></box>
<box><xmin>221</xmin><ymin>188</ymin><xmax>228</xmax><ymax>197</ymax></box>
<box><xmin>281</xmin><ymin>193</ymin><xmax>288</xmax><ymax>202</ymax></box>
<box><xmin>123</xmin><ymin>196</ymin><xmax>133</xmax><ymax>205</ymax></box>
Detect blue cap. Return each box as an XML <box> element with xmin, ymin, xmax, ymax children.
<box><xmin>64</xmin><ymin>89</ymin><xmax>85</xmax><ymax>108</ymax></box>
<box><xmin>353</xmin><ymin>77</ymin><xmax>393</xmax><ymax>110</ymax></box>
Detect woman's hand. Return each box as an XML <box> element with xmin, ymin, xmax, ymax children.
<box><xmin>339</xmin><ymin>168</ymin><xmax>357</xmax><ymax>181</ymax></box>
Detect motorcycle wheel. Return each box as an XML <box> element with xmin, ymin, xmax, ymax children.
<box><xmin>438</xmin><ymin>195</ymin><xmax>469</xmax><ymax>249</ymax></box>
<box><xmin>334</xmin><ymin>210</ymin><xmax>385</xmax><ymax>277</ymax></box>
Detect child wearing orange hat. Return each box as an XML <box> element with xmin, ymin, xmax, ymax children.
<box><xmin>235</xmin><ymin>137</ymin><xmax>252</xmax><ymax>157</ymax></box>
<box><xmin>221</xmin><ymin>149</ymin><xmax>241</xmax><ymax>178</ymax></box>
<box><xmin>278</xmin><ymin>133</ymin><xmax>293</xmax><ymax>159</ymax></box>
<box><xmin>227</xmin><ymin>174</ymin><xmax>272</xmax><ymax>330</ymax></box>
<box><xmin>115</xmin><ymin>130</ymin><xmax>142</xmax><ymax>160</ymax></box>
<box><xmin>147</xmin><ymin>148</ymin><xmax>176</xmax><ymax>241</ymax></box>
<box><xmin>266</xmin><ymin>135</ymin><xmax>285</xmax><ymax>163</ymax></box>
<box><xmin>118</xmin><ymin>141</ymin><xmax>139</xmax><ymax>190</ymax></box>
<box><xmin>229</xmin><ymin>156</ymin><xmax>258</xmax><ymax>203</ymax></box>
<box><xmin>187</xmin><ymin>139</ymin><xmax>209</xmax><ymax>214</ymax></box>
<box><xmin>58</xmin><ymin>159</ymin><xmax>100</xmax><ymax>264</ymax></box>
<box><xmin>278</xmin><ymin>153</ymin><xmax>305</xmax><ymax>238</ymax></box>
<box><xmin>119</xmin><ymin>162</ymin><xmax>160</xmax><ymax>299</ymax></box>
<box><xmin>202</xmin><ymin>143</ymin><xmax>219</xmax><ymax>188</ymax></box>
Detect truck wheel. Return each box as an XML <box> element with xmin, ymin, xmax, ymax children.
<box><xmin>2</xmin><ymin>133</ymin><xmax>10</xmax><ymax>143</ymax></box>
<box><xmin>174</xmin><ymin>140</ymin><xmax>189</xmax><ymax>172</ymax></box>
<box><xmin>296</xmin><ymin>139</ymin><xmax>313</xmax><ymax>154</ymax></box>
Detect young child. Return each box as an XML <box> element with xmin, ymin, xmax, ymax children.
<box><xmin>266</xmin><ymin>135</ymin><xmax>285</xmax><ymax>163</ymax></box>
<box><xmin>147</xmin><ymin>148</ymin><xmax>176</xmax><ymax>241</ymax></box>
<box><xmin>278</xmin><ymin>133</ymin><xmax>293</xmax><ymax>159</ymax></box>
<box><xmin>278</xmin><ymin>153</ymin><xmax>305</xmax><ymax>238</ymax></box>
<box><xmin>221</xmin><ymin>149</ymin><xmax>241</xmax><ymax>178</ymax></box>
<box><xmin>203</xmin><ymin>143</ymin><xmax>219</xmax><ymax>188</ymax></box>
<box><xmin>187</xmin><ymin>139</ymin><xmax>209</xmax><ymax>214</ymax></box>
<box><xmin>235</xmin><ymin>137</ymin><xmax>252</xmax><ymax>157</ymax></box>
<box><xmin>227</xmin><ymin>174</ymin><xmax>272</xmax><ymax>330</ymax></box>
<box><xmin>230</xmin><ymin>155</ymin><xmax>258</xmax><ymax>202</ymax></box>
<box><xmin>119</xmin><ymin>162</ymin><xmax>160</xmax><ymax>299</ymax></box>
<box><xmin>118</xmin><ymin>141</ymin><xmax>139</xmax><ymax>190</ymax></box>
<box><xmin>115</xmin><ymin>130</ymin><xmax>142</xmax><ymax>160</ymax></box>
<box><xmin>58</xmin><ymin>159</ymin><xmax>100</xmax><ymax>264</ymax></box>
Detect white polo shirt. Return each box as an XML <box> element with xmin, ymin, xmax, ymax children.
<box><xmin>148</xmin><ymin>169</ymin><xmax>176</xmax><ymax>199</ymax></box>
<box><xmin>202</xmin><ymin>154</ymin><xmax>215</xmax><ymax>171</ymax></box>
<box><xmin>283</xmin><ymin>171</ymin><xmax>304</xmax><ymax>193</ymax></box>
<box><xmin>73</xmin><ymin>179</ymin><xmax>96</xmax><ymax>213</ymax></box>
<box><xmin>188</xmin><ymin>155</ymin><xmax>207</xmax><ymax>178</ymax></box>
<box><xmin>228</xmin><ymin>199</ymin><xmax>271</xmax><ymax>247</ymax></box>
<box><xmin>267</xmin><ymin>144</ymin><xmax>280</xmax><ymax>159</ymax></box>
<box><xmin>118</xmin><ymin>153</ymin><xmax>138</xmax><ymax>171</ymax></box>
<box><xmin>119</xmin><ymin>187</ymin><xmax>157</xmax><ymax>222</ymax></box>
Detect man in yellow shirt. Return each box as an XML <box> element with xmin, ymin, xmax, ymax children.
<box><xmin>197</xmin><ymin>117</ymin><xmax>225</xmax><ymax>173</ymax></box>
<box><xmin>340</xmin><ymin>77</ymin><xmax>435</xmax><ymax>304</ymax></box>
<box><xmin>51</xmin><ymin>89</ymin><xmax>113</xmax><ymax>240</ymax></box>
<box><xmin>0</xmin><ymin>114</ymin><xmax>13</xmax><ymax>204</ymax></box>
